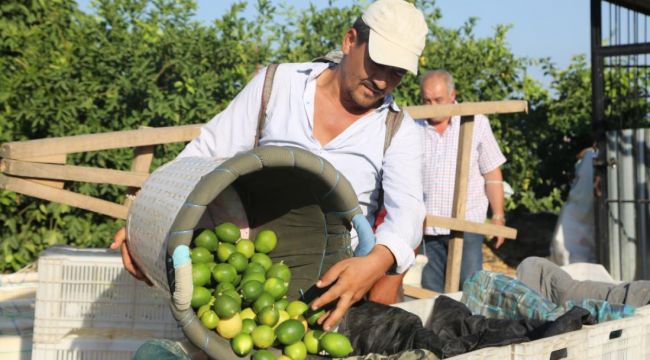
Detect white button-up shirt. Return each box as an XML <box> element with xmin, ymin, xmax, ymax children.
<box><xmin>417</xmin><ymin>114</ymin><xmax>506</xmax><ymax>236</ymax></box>
<box><xmin>179</xmin><ymin>62</ymin><xmax>425</xmax><ymax>273</ymax></box>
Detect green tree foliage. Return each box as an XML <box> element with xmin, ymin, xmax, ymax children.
<box><xmin>0</xmin><ymin>0</ymin><xmax>602</xmax><ymax>271</ymax></box>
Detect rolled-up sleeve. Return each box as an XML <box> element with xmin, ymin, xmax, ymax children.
<box><xmin>476</xmin><ymin>114</ymin><xmax>506</xmax><ymax>174</ymax></box>
<box><xmin>177</xmin><ymin>67</ymin><xmax>267</xmax><ymax>159</ymax></box>
<box><xmin>375</xmin><ymin>113</ymin><xmax>426</xmax><ymax>273</ymax></box>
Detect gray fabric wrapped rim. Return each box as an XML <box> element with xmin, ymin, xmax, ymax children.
<box><xmin>126</xmin><ymin>146</ymin><xmax>368</xmax><ymax>359</ymax></box>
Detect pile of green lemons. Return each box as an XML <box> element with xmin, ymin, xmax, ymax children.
<box><xmin>190</xmin><ymin>222</ymin><xmax>354</xmax><ymax>360</ymax></box>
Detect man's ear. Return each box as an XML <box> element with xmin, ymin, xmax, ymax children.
<box><xmin>450</xmin><ymin>89</ymin><xmax>457</xmax><ymax>102</ymax></box>
<box><xmin>341</xmin><ymin>28</ymin><xmax>357</xmax><ymax>55</ymax></box>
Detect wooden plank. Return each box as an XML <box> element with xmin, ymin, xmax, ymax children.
<box><xmin>1</xmin><ymin>159</ymin><xmax>148</xmax><ymax>187</ymax></box>
<box><xmin>404</xmin><ymin>100</ymin><xmax>528</xmax><ymax>120</ymax></box>
<box><xmin>425</xmin><ymin>215</ymin><xmax>518</xmax><ymax>239</ymax></box>
<box><xmin>0</xmin><ymin>174</ymin><xmax>128</xmax><ymax>219</ymax></box>
<box><xmin>125</xmin><ymin>145</ymin><xmax>155</xmax><ymax>208</ymax></box>
<box><xmin>16</xmin><ymin>154</ymin><xmax>68</xmax><ymax>189</ymax></box>
<box><xmin>0</xmin><ymin>124</ymin><xmax>202</xmax><ymax>159</ymax></box>
<box><xmin>131</xmin><ymin>145</ymin><xmax>155</xmax><ymax>175</ymax></box>
<box><xmin>444</xmin><ymin>116</ymin><xmax>474</xmax><ymax>293</ymax></box>
<box><xmin>403</xmin><ymin>284</ymin><xmax>439</xmax><ymax>299</ymax></box>
<box><xmin>20</xmin><ymin>154</ymin><xmax>67</xmax><ymax>164</ymax></box>
<box><xmin>31</xmin><ymin>178</ymin><xmax>66</xmax><ymax>189</ymax></box>
<box><xmin>0</xmin><ymin>101</ymin><xmax>527</xmax><ymax>160</ymax></box>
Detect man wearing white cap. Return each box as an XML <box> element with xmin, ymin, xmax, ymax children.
<box><xmin>114</xmin><ymin>0</ymin><xmax>429</xmax><ymax>341</ymax></box>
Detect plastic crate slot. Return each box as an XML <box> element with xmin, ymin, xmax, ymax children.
<box><xmin>549</xmin><ymin>348</ymin><xmax>567</xmax><ymax>360</ymax></box>
<box><xmin>609</xmin><ymin>329</ymin><xmax>623</xmax><ymax>339</ymax></box>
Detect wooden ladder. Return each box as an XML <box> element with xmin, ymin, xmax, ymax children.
<box><xmin>1</xmin><ymin>101</ymin><xmax>526</xmax><ymax>294</ymax></box>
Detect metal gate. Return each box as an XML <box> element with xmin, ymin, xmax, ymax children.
<box><xmin>592</xmin><ymin>0</ymin><xmax>650</xmax><ymax>281</ymax></box>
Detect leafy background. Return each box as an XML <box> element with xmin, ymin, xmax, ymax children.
<box><xmin>0</xmin><ymin>0</ymin><xmax>595</xmax><ymax>271</ymax></box>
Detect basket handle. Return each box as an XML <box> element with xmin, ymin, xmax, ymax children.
<box><xmin>171</xmin><ymin>245</ymin><xmax>193</xmax><ymax>310</ymax></box>
<box><xmin>352</xmin><ymin>213</ymin><xmax>375</xmax><ymax>256</ymax></box>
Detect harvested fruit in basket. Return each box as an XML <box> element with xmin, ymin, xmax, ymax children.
<box><xmin>190</xmin><ymin>224</ymin><xmax>354</xmax><ymax>358</ymax></box>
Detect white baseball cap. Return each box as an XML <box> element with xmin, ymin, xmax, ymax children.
<box><xmin>362</xmin><ymin>0</ymin><xmax>428</xmax><ymax>75</ymax></box>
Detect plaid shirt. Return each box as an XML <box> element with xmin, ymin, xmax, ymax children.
<box><xmin>417</xmin><ymin>114</ymin><xmax>506</xmax><ymax>236</ymax></box>
<box><xmin>461</xmin><ymin>271</ymin><xmax>635</xmax><ymax>323</ymax></box>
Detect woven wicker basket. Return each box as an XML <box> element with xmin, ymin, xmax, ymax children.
<box><xmin>126</xmin><ymin>146</ymin><xmax>373</xmax><ymax>359</ymax></box>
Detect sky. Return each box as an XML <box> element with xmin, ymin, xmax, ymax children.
<box><xmin>77</xmin><ymin>0</ymin><xmax>591</xmax><ymax>86</ymax></box>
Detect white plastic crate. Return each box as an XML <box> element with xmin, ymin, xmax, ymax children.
<box><xmin>583</xmin><ymin>315</ymin><xmax>644</xmax><ymax>360</ymax></box>
<box><xmin>31</xmin><ymin>246</ymin><xmax>185</xmax><ymax>360</ymax></box>
<box><xmin>0</xmin><ymin>335</ymin><xmax>32</xmax><ymax>360</ymax></box>
<box><xmin>636</xmin><ymin>304</ymin><xmax>650</xmax><ymax>358</ymax></box>
<box><xmin>511</xmin><ymin>330</ymin><xmax>587</xmax><ymax>360</ymax></box>
<box><xmin>31</xmin><ymin>336</ymin><xmax>144</xmax><ymax>360</ymax></box>
<box><xmin>448</xmin><ymin>345</ymin><xmax>511</xmax><ymax>360</ymax></box>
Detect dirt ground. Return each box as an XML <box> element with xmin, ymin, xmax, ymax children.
<box><xmin>481</xmin><ymin>210</ymin><xmax>559</xmax><ymax>277</ymax></box>
<box><xmin>482</xmin><ymin>243</ymin><xmax>516</xmax><ymax>277</ymax></box>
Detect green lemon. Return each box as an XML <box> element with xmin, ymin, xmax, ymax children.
<box><xmin>251</xmin><ymin>325</ymin><xmax>275</xmax><ymax>349</ymax></box>
<box><xmin>296</xmin><ymin>316</ymin><xmax>308</xmax><ymax>332</ymax></box>
<box><xmin>200</xmin><ymin>310</ymin><xmax>219</xmax><ymax>330</ymax></box>
<box><xmin>274</xmin><ymin>298</ymin><xmax>289</xmax><ymax>311</ymax></box>
<box><xmin>197</xmin><ymin>303</ymin><xmax>212</xmax><ymax>319</ymax></box>
<box><xmin>250</xmin><ymin>253</ymin><xmax>273</xmax><ymax>271</ymax></box>
<box><xmin>264</xmin><ymin>277</ymin><xmax>288</xmax><ymax>300</ymax></box>
<box><xmin>245</xmin><ymin>262</ymin><xmax>267</xmax><ymax>275</ymax></box>
<box><xmin>191</xmin><ymin>286</ymin><xmax>211</xmax><ymax>309</ymax></box>
<box><xmin>241</xmin><ymin>272</ymin><xmax>266</xmax><ymax>285</ymax></box>
<box><xmin>190</xmin><ymin>247</ymin><xmax>213</xmax><ymax>264</ymax></box>
<box><xmin>215</xmin><ymin>222</ymin><xmax>241</xmax><ymax>243</ymax></box>
<box><xmin>222</xmin><ymin>288</ymin><xmax>242</xmax><ymax>307</ymax></box>
<box><xmin>305</xmin><ymin>308</ymin><xmax>326</xmax><ymax>326</ymax></box>
<box><xmin>253</xmin><ymin>292</ymin><xmax>276</xmax><ymax>314</ymax></box>
<box><xmin>227</xmin><ymin>252</ymin><xmax>249</xmax><ymax>273</ymax></box>
<box><xmin>257</xmin><ymin>306</ymin><xmax>280</xmax><ymax>327</ymax></box>
<box><xmin>215</xmin><ymin>282</ymin><xmax>235</xmax><ymax>294</ymax></box>
<box><xmin>252</xmin><ymin>349</ymin><xmax>275</xmax><ymax>360</ymax></box>
<box><xmin>278</xmin><ymin>356</ymin><xmax>292</xmax><ymax>360</ymax></box>
<box><xmin>241</xmin><ymin>318</ymin><xmax>257</xmax><ymax>334</ymax></box>
<box><xmin>274</xmin><ymin>310</ymin><xmax>290</xmax><ymax>330</ymax></box>
<box><xmin>286</xmin><ymin>300</ymin><xmax>309</xmax><ymax>318</ymax></box>
<box><xmin>193</xmin><ymin>229</ymin><xmax>219</xmax><ymax>252</ymax></box>
<box><xmin>284</xmin><ymin>341</ymin><xmax>307</xmax><ymax>360</ymax></box>
<box><xmin>213</xmin><ymin>294</ymin><xmax>241</xmax><ymax>319</ymax></box>
<box><xmin>231</xmin><ymin>332</ymin><xmax>253</xmax><ymax>356</ymax></box>
<box><xmin>304</xmin><ymin>329</ymin><xmax>324</xmax><ymax>354</ymax></box>
<box><xmin>216</xmin><ymin>312</ymin><xmax>242</xmax><ymax>339</ymax></box>
<box><xmin>266</xmin><ymin>262</ymin><xmax>291</xmax><ymax>283</ymax></box>
<box><xmin>232</xmin><ymin>274</ymin><xmax>242</xmax><ymax>287</ymax></box>
<box><xmin>216</xmin><ymin>242</ymin><xmax>237</xmax><ymax>263</ymax></box>
<box><xmin>275</xmin><ymin>319</ymin><xmax>305</xmax><ymax>345</ymax></box>
<box><xmin>206</xmin><ymin>261</ymin><xmax>218</xmax><ymax>272</ymax></box>
<box><xmin>192</xmin><ymin>263</ymin><xmax>212</xmax><ymax>287</ymax></box>
<box><xmin>235</xmin><ymin>239</ymin><xmax>255</xmax><ymax>259</ymax></box>
<box><xmin>240</xmin><ymin>280</ymin><xmax>264</xmax><ymax>303</ymax></box>
<box><xmin>254</xmin><ymin>230</ymin><xmax>277</xmax><ymax>254</ymax></box>
<box><xmin>320</xmin><ymin>332</ymin><xmax>353</xmax><ymax>357</ymax></box>
<box><xmin>212</xmin><ymin>263</ymin><xmax>237</xmax><ymax>284</ymax></box>
<box><xmin>240</xmin><ymin>307</ymin><xmax>257</xmax><ymax>321</ymax></box>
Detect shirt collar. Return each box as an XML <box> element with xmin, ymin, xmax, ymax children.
<box><xmin>303</xmin><ymin>62</ymin><xmax>398</xmax><ymax>112</ymax></box>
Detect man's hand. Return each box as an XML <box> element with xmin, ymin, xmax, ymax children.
<box><xmin>310</xmin><ymin>245</ymin><xmax>394</xmax><ymax>330</ymax></box>
<box><xmin>110</xmin><ymin>227</ymin><xmax>152</xmax><ymax>286</ymax></box>
<box><xmin>368</xmin><ymin>273</ymin><xmax>405</xmax><ymax>305</ymax></box>
<box><xmin>491</xmin><ymin>217</ymin><xmax>506</xmax><ymax>248</ymax></box>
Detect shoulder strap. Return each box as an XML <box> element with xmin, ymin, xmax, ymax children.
<box><xmin>383</xmin><ymin>109</ymin><xmax>404</xmax><ymax>154</ymax></box>
<box><xmin>375</xmin><ymin>108</ymin><xmax>405</xmax><ymax>221</ymax></box>
<box><xmin>254</xmin><ymin>64</ymin><xmax>280</xmax><ymax>148</ymax></box>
